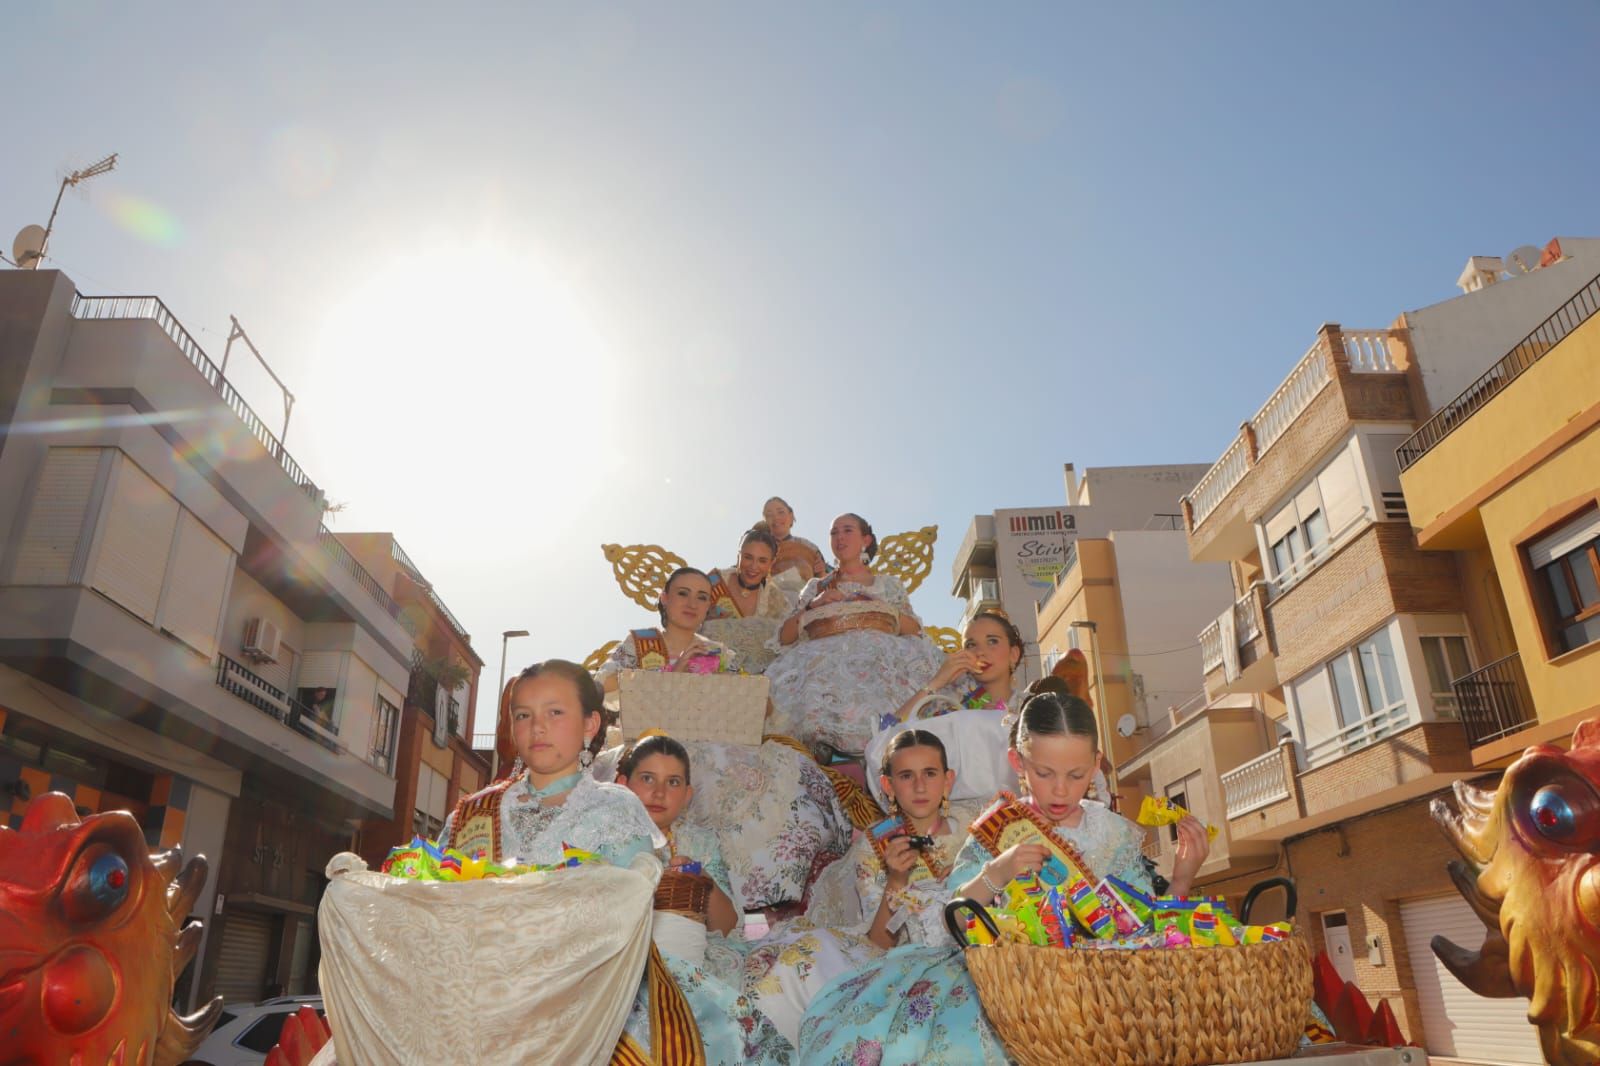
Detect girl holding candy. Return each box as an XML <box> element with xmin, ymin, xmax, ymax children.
<box><xmin>744</xmin><ymin>730</ymin><xmax>963</xmax><ymax>1044</ymax></box>
<box><xmin>796</xmin><ymin>691</ymin><xmax>1211</xmax><ymax>1065</ymax></box>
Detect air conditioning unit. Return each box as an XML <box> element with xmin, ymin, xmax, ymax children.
<box><xmin>242</xmin><ymin>617</ymin><xmax>282</xmax><ymax>664</ymax></box>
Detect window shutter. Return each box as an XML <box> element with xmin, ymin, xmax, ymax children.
<box><xmin>1263</xmin><ymin>499</ymin><xmax>1299</xmax><ymax>547</ymax></box>
<box><xmin>1317</xmin><ymin>448</ymin><xmax>1365</xmax><ymax>533</ymax></box>
<box><xmin>1529</xmin><ymin>510</ymin><xmax>1600</xmax><ymax>569</ymax></box>
<box><xmin>158</xmin><ymin>511</ymin><xmax>233</xmax><ymax>657</ymax></box>
<box><xmin>90</xmin><ymin>457</ymin><xmax>178</xmax><ymax>622</ymax></box>
<box><xmin>14</xmin><ymin>447</ymin><xmax>102</xmax><ymax>584</ymax></box>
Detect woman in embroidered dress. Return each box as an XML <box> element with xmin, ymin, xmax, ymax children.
<box><xmin>797</xmin><ymin>692</ymin><xmax>1211</xmax><ymax>1065</ymax></box>
<box><xmin>744</xmin><ymin>730</ymin><xmax>963</xmax><ymax>1045</ymax></box>
<box><xmin>864</xmin><ymin>611</ymin><xmax>1026</xmax><ymax>822</ymax></box>
<box><xmin>614</xmin><ymin>733</ymin><xmax>797</xmax><ymax>1064</ymax></box>
<box><xmin>764</xmin><ymin>513</ymin><xmax>944</xmax><ymax>755</ymax></box>
<box><xmin>595</xmin><ymin>567</ymin><xmax>853</xmax><ymax>910</ymax></box>
<box><xmin>701</xmin><ymin>528</ymin><xmax>789</xmax><ymax>673</ymax></box>
<box><xmin>438</xmin><ymin>659</ymin><xmax>660</xmax><ymax>867</ymax></box>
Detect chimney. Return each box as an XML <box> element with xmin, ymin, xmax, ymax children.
<box><xmin>1457</xmin><ymin>256</ymin><xmax>1504</xmax><ymax>294</ymax></box>
<box><xmin>1063</xmin><ymin>463</ymin><xmax>1079</xmax><ymax>506</ymax></box>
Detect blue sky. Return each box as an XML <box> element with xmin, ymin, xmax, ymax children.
<box><xmin>7</xmin><ymin>4</ymin><xmax>1598</xmax><ymax>734</ymax></box>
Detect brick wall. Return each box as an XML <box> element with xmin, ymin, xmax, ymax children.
<box><xmin>1297</xmin><ymin>723</ymin><xmax>1471</xmax><ymax>817</ymax></box>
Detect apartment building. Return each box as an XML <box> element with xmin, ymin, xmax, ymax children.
<box><xmin>337</xmin><ymin>532</ymin><xmax>489</xmax><ymax>863</ymax></box>
<box><xmin>950</xmin><ymin>464</ymin><xmax>1209</xmax><ymax>683</ymax></box>
<box><xmin>1161</xmin><ymin>238</ymin><xmax>1599</xmax><ymax>1062</ymax></box>
<box><xmin>1398</xmin><ymin>259</ymin><xmax>1600</xmax><ymax>766</ymax></box>
<box><xmin>0</xmin><ymin>270</ymin><xmax>415</xmax><ymax>1007</ymax></box>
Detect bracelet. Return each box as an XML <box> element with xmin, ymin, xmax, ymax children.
<box><xmin>979</xmin><ymin>864</ymin><xmax>1004</xmax><ymax>902</ymax></box>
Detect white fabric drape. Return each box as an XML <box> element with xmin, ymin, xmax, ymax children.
<box><xmin>316</xmin><ymin>851</ymin><xmax>660</xmax><ymax>1066</ymax></box>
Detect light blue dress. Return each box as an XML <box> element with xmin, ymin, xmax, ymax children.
<box><xmin>796</xmin><ymin>798</ymin><xmax>1151</xmax><ymax>1066</ymax></box>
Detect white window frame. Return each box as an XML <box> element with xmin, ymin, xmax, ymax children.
<box><xmin>1418</xmin><ymin>634</ymin><xmax>1473</xmax><ymax>719</ymax></box>
<box><xmin>1297</xmin><ymin>624</ymin><xmax>1413</xmax><ymax>768</ymax></box>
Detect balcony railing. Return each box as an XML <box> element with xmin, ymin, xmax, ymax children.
<box><xmin>318</xmin><ymin>524</ymin><xmax>406</xmax><ymax>624</ymax></box>
<box><xmin>216</xmin><ymin>654</ymin><xmax>341</xmax><ymax>753</ymax></box>
<box><xmin>70</xmin><ymin>294</ymin><xmax>323</xmax><ymax>502</ymax></box>
<box><xmin>1200</xmin><ymin>584</ymin><xmax>1267</xmax><ymax>673</ymax></box>
<box><xmin>1304</xmin><ymin>704</ymin><xmax>1412</xmax><ymax>769</ymax></box>
<box><xmin>1188</xmin><ymin>434</ymin><xmax>1252</xmax><ymax>529</ymax></box>
<box><xmin>1253</xmin><ymin>339</ymin><xmax>1333</xmax><ymax>454</ymax></box>
<box><xmin>390</xmin><ymin>538</ymin><xmax>472</xmax><ymax>643</ymax></box>
<box><xmin>1199</xmin><ymin>618</ymin><xmax>1224</xmax><ymax>673</ymax></box>
<box><xmin>1053</xmin><ymin>541</ymin><xmax>1080</xmax><ymax>587</ymax></box>
<box><xmin>1453</xmin><ymin>653</ymin><xmax>1537</xmax><ymax>747</ymax></box>
<box><xmin>471</xmin><ymin>731</ymin><xmax>498</xmax><ymax>751</ymax></box>
<box><xmin>1342</xmin><ymin>329</ymin><xmax>1400</xmax><ymax>373</ymax></box>
<box><xmin>1398</xmin><ymin>271</ymin><xmax>1600</xmax><ymax>471</ymax></box>
<box><xmin>1222</xmin><ymin>749</ymin><xmax>1291</xmax><ymax>818</ymax></box>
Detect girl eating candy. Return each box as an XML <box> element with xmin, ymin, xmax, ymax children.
<box><xmin>798</xmin><ymin>691</ymin><xmax>1210</xmax><ymax>1065</ymax></box>
<box><xmin>613</xmin><ymin>732</ymin><xmax>796</xmax><ymax>1065</ymax></box>
<box><xmin>744</xmin><ymin>730</ymin><xmax>962</xmax><ymax>1045</ymax></box>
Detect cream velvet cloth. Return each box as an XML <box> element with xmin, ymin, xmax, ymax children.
<box><xmin>317</xmin><ymin>850</ymin><xmax>660</xmax><ymax>1066</ymax></box>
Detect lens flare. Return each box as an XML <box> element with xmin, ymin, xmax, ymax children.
<box><xmin>101</xmin><ymin>193</ymin><xmax>183</xmax><ymax>248</ymax></box>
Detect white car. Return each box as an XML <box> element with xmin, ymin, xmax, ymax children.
<box><xmin>183</xmin><ymin>995</ymin><xmax>325</xmax><ymax>1066</ymax></box>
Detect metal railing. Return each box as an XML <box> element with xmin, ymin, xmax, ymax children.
<box><xmin>69</xmin><ymin>294</ymin><xmax>323</xmax><ymax>502</ymax></box>
<box><xmin>1453</xmin><ymin>652</ymin><xmax>1537</xmax><ymax>747</ymax></box>
<box><xmin>1053</xmin><ymin>541</ymin><xmax>1080</xmax><ymax>587</ymax></box>
<box><xmin>1304</xmin><ymin>704</ymin><xmax>1412</xmax><ymax>768</ymax></box>
<box><xmin>216</xmin><ymin>654</ymin><xmax>341</xmax><ymax>753</ymax></box>
<box><xmin>318</xmin><ymin>524</ymin><xmax>403</xmax><ymax>620</ymax></box>
<box><xmin>1398</xmin><ymin>272</ymin><xmax>1600</xmax><ymax>470</ymax></box>
<box><xmin>1342</xmin><ymin>329</ymin><xmax>1400</xmax><ymax>372</ymax></box>
<box><xmin>390</xmin><ymin>538</ymin><xmax>472</xmax><ymax>643</ymax></box>
<box><xmin>1222</xmin><ymin>748</ymin><xmax>1291</xmax><ymax>818</ymax></box>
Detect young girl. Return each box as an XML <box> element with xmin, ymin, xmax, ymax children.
<box><xmin>702</xmin><ymin>528</ymin><xmax>789</xmax><ymax>673</ymax></box>
<box><xmin>595</xmin><ymin>567</ymin><xmax>853</xmax><ymax>913</ymax></box>
<box><xmin>745</xmin><ymin>730</ymin><xmax>961</xmax><ymax>1045</ymax></box>
<box><xmin>797</xmin><ymin>691</ymin><xmax>1211</xmax><ymax>1065</ymax></box>
<box><xmin>440</xmin><ymin>659</ymin><xmax>660</xmax><ymax>866</ymax></box>
<box><xmin>614</xmin><ymin>731</ymin><xmax>796</xmax><ymax>1064</ymax></box>
<box><xmin>865</xmin><ymin>611</ymin><xmax>1026</xmax><ymax>819</ymax></box>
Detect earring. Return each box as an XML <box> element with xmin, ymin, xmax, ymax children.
<box><xmin>890</xmin><ymin>797</ymin><xmax>901</xmax><ymax>819</ymax></box>
<box><xmin>510</xmin><ymin>756</ymin><xmax>525</xmax><ymax>779</ymax></box>
<box><xmin>579</xmin><ymin>749</ymin><xmax>594</xmax><ymax>770</ymax></box>
<box><xmin>941</xmin><ymin>795</ymin><xmax>950</xmax><ymax>819</ymax></box>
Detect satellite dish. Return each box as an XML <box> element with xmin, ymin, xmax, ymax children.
<box><xmin>1505</xmin><ymin>245</ymin><xmax>1543</xmax><ymax>275</ymax></box>
<box><xmin>1115</xmin><ymin>713</ymin><xmax>1140</xmax><ymax>738</ymax></box>
<box><xmin>12</xmin><ymin>224</ymin><xmax>46</xmax><ymax>269</ymax></box>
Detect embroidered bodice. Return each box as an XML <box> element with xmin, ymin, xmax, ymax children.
<box><xmin>595</xmin><ymin>628</ymin><xmax>739</xmax><ymax>688</ymax></box>
<box><xmin>438</xmin><ymin>772</ymin><xmax>663</xmax><ymax>868</ymax></box>
<box><xmin>946</xmin><ymin>796</ymin><xmax>1152</xmax><ymax>896</ymax></box>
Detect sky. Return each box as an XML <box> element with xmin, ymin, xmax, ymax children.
<box><xmin>6</xmin><ymin>3</ymin><xmax>1598</xmax><ymax>736</ymax></box>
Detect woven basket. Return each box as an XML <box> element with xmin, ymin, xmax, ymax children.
<box><xmin>653</xmin><ymin>870</ymin><xmax>712</xmax><ymax>919</ymax></box>
<box><xmin>963</xmin><ymin>936</ymin><xmax>1312</xmax><ymax>1066</ymax></box>
<box><xmin>617</xmin><ymin>670</ymin><xmax>770</xmax><ymax>746</ymax></box>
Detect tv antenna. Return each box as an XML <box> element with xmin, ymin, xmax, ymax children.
<box><xmin>8</xmin><ymin>152</ymin><xmax>118</xmax><ymax>269</ymax></box>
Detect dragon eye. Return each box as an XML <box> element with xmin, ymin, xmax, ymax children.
<box><xmin>1531</xmin><ymin>785</ymin><xmax>1578</xmax><ymax>841</ymax></box>
<box><xmin>62</xmin><ymin>844</ymin><xmax>132</xmax><ymax>924</ymax></box>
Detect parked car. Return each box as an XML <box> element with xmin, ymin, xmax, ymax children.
<box><xmin>182</xmin><ymin>996</ymin><xmax>324</xmax><ymax>1066</ymax></box>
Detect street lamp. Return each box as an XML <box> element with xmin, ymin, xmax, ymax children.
<box><xmin>1069</xmin><ymin>619</ymin><xmax>1117</xmax><ymax>802</ymax></box>
<box><xmin>493</xmin><ymin>630</ymin><xmax>530</xmax><ymax>780</ymax></box>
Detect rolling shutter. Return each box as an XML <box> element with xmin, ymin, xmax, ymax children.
<box><xmin>1399</xmin><ymin>893</ymin><xmax>1542</xmax><ymax>1063</ymax></box>
<box><xmin>14</xmin><ymin>447</ymin><xmax>102</xmax><ymax>584</ymax></box>
<box><xmin>158</xmin><ymin>511</ymin><xmax>233</xmax><ymax>657</ymax></box>
<box><xmin>213</xmin><ymin>909</ymin><xmax>275</xmax><ymax>1005</ymax></box>
<box><xmin>90</xmin><ymin>456</ymin><xmax>178</xmax><ymax>622</ymax></box>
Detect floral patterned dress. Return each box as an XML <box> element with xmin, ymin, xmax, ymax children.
<box><xmin>764</xmin><ymin>575</ymin><xmax>945</xmax><ymax>755</ymax></box>
<box><xmin>701</xmin><ymin>568</ymin><xmax>789</xmax><ymax>673</ymax></box>
<box><xmin>796</xmin><ymin>797</ymin><xmax>1152</xmax><ymax>1066</ymax></box>
<box><xmin>594</xmin><ymin>632</ymin><xmax>853</xmax><ymax>909</ymax></box>
<box><xmin>743</xmin><ymin>822</ymin><xmax>963</xmax><ymax>1045</ymax></box>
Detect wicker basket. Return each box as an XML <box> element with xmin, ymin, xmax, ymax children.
<box><xmin>617</xmin><ymin>670</ymin><xmax>770</xmax><ymax>746</ymax></box>
<box><xmin>653</xmin><ymin>870</ymin><xmax>712</xmax><ymax>920</ymax></box>
<box><xmin>963</xmin><ymin>935</ymin><xmax>1312</xmax><ymax>1066</ymax></box>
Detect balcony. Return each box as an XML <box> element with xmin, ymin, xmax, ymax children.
<box><xmin>963</xmin><ymin>576</ymin><xmax>1001</xmax><ymax>625</ymax></box>
<box><xmin>216</xmin><ymin>654</ymin><xmax>341</xmax><ymax>753</ymax></box>
<box><xmin>1221</xmin><ymin>747</ymin><xmax>1292</xmax><ymax>818</ymax></box>
<box><xmin>1198</xmin><ymin>582</ymin><xmax>1277</xmax><ymax>698</ymax></box>
<box><xmin>1183</xmin><ymin>325</ymin><xmax>1412</xmax><ymax>563</ymax></box>
<box><xmin>1453</xmin><ymin>653</ymin><xmax>1536</xmax><ymax>747</ymax></box>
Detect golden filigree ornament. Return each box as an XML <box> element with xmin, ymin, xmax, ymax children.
<box><xmin>924</xmin><ymin>625</ymin><xmax>963</xmax><ymax>656</ymax></box>
<box><xmin>869</xmin><ymin>525</ymin><xmax>938</xmax><ymax>595</ymax></box>
<box><xmin>602</xmin><ymin>543</ymin><xmax>689</xmax><ymax>612</ymax></box>
<box><xmin>583</xmin><ymin>640</ymin><xmax>621</xmax><ymax>674</ymax></box>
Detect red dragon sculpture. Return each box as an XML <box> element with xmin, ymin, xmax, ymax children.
<box><xmin>1432</xmin><ymin>717</ymin><xmax>1600</xmax><ymax>1065</ymax></box>
<box><xmin>0</xmin><ymin>791</ymin><xmax>223</xmax><ymax>1065</ymax></box>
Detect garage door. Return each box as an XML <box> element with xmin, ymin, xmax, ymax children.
<box><xmin>213</xmin><ymin>909</ymin><xmax>275</xmax><ymax>1004</ymax></box>
<box><xmin>1399</xmin><ymin>894</ymin><xmax>1542</xmax><ymax>1063</ymax></box>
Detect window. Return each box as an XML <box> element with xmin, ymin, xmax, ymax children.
<box><xmin>412</xmin><ymin>810</ymin><xmax>443</xmax><ymax>840</ymax></box>
<box><xmin>1041</xmin><ymin>649</ymin><xmax>1061</xmax><ymax>674</ymax></box>
<box><xmin>1263</xmin><ymin>445</ymin><xmax>1367</xmax><ymax>587</ymax></box>
<box><xmin>1164</xmin><ymin>787</ymin><xmax>1187</xmax><ymax>843</ymax></box>
<box><xmin>1529</xmin><ymin>509</ymin><xmax>1600</xmax><ymax>654</ymax></box>
<box><xmin>1297</xmin><ymin>624</ymin><xmax>1411</xmax><ymax>767</ymax></box>
<box><xmin>447</xmin><ymin>696</ymin><xmax>461</xmax><ymax>737</ymax></box>
<box><xmin>1420</xmin><ymin>636</ymin><xmax>1473</xmax><ymax>717</ymax></box>
<box><xmin>372</xmin><ymin>696</ymin><xmax>400</xmax><ymax>774</ymax></box>
<box><xmin>235</xmin><ymin>1012</ymin><xmax>291</xmax><ymax>1053</ymax></box>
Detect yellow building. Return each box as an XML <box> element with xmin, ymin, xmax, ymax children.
<box><xmin>1398</xmin><ymin>272</ymin><xmax>1600</xmax><ymax>765</ymax></box>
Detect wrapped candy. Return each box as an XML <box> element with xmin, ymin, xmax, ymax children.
<box><xmin>1104</xmin><ymin>876</ymin><xmax>1154</xmax><ymax>926</ymax></box>
<box><xmin>1093</xmin><ymin>878</ymin><xmax>1146</xmax><ymax>936</ymax></box>
<box><xmin>1136</xmin><ymin>795</ymin><xmax>1220</xmax><ymax>842</ymax></box>
<box><xmin>1036</xmin><ymin>855</ymin><xmax>1116</xmax><ymax>939</ymax></box>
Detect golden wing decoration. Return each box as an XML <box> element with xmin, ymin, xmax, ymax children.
<box><xmin>924</xmin><ymin>625</ymin><xmax>963</xmax><ymax>656</ymax></box>
<box><xmin>870</xmin><ymin>524</ymin><xmax>938</xmax><ymax>595</ymax></box>
<box><xmin>602</xmin><ymin>543</ymin><xmax>690</xmax><ymax>611</ymax></box>
<box><xmin>583</xmin><ymin>640</ymin><xmax>621</xmax><ymax>674</ymax></box>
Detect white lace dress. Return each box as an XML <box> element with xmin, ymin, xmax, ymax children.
<box><xmin>764</xmin><ymin>574</ymin><xmax>945</xmax><ymax>754</ymax></box>
<box><xmin>436</xmin><ymin>772</ymin><xmax>663</xmax><ymax>867</ymax></box>
<box><xmin>700</xmin><ymin>568</ymin><xmax>789</xmax><ymax>673</ymax></box>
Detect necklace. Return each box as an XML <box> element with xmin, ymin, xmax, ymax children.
<box><xmin>735</xmin><ymin>573</ymin><xmax>764</xmax><ymax>591</ymax></box>
<box><xmin>523</xmin><ymin>769</ymin><xmax>583</xmax><ymax>804</ymax></box>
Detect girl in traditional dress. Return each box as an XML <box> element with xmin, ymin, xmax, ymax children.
<box><xmin>762</xmin><ymin>496</ymin><xmax>830</xmax><ymax>584</ymax></box>
<box><xmin>797</xmin><ymin>691</ymin><xmax>1211</xmax><ymax>1065</ymax></box>
<box><xmin>765</xmin><ymin>513</ymin><xmax>944</xmax><ymax>756</ymax></box>
<box><xmin>701</xmin><ymin>528</ymin><xmax>789</xmax><ymax>673</ymax></box>
<box><xmin>745</xmin><ymin>729</ymin><xmax>963</xmax><ymax>1044</ymax></box>
<box><xmin>864</xmin><ymin>611</ymin><xmax>1026</xmax><ymax>820</ymax></box>
<box><xmin>438</xmin><ymin>659</ymin><xmax>660</xmax><ymax>866</ymax></box>
<box><xmin>614</xmin><ymin>732</ymin><xmax>797</xmax><ymax>1065</ymax></box>
<box><xmin>595</xmin><ymin>567</ymin><xmax>853</xmax><ymax>911</ymax></box>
